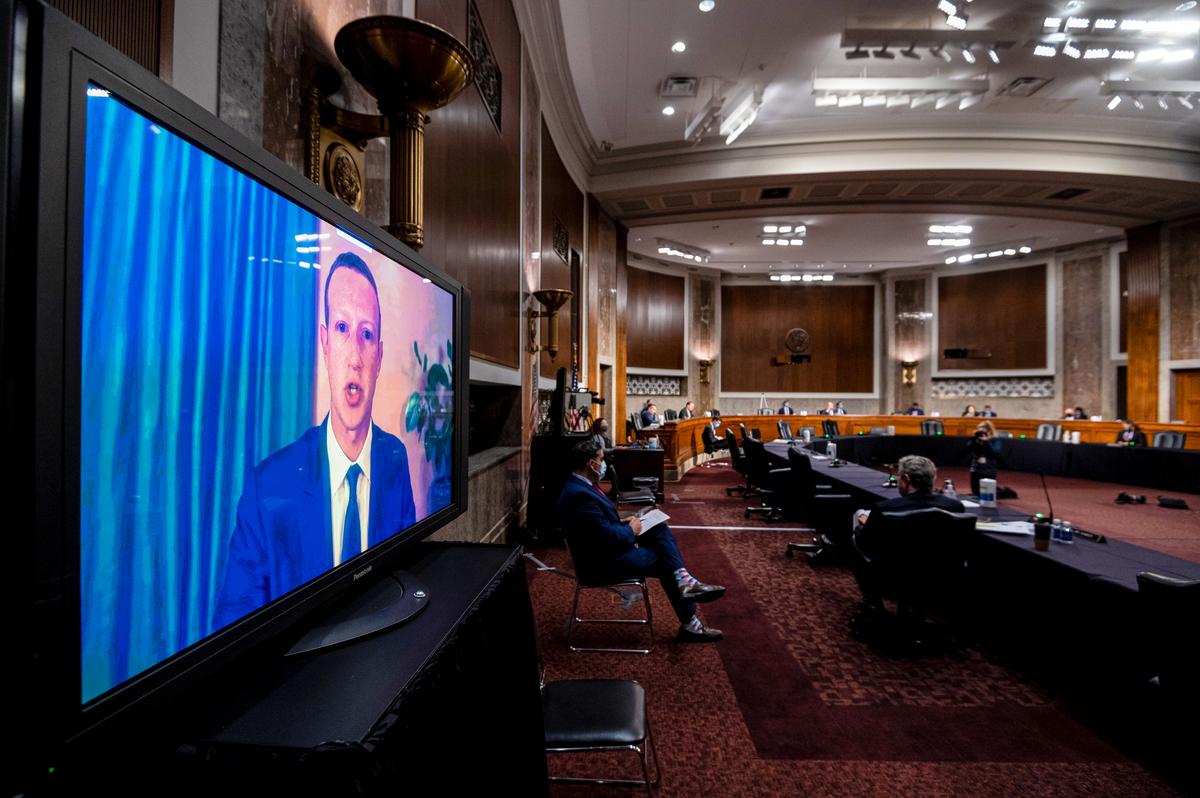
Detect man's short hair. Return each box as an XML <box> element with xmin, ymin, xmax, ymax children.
<box><xmin>897</xmin><ymin>455</ymin><xmax>936</xmax><ymax>492</ymax></box>
<box><xmin>570</xmin><ymin>439</ymin><xmax>604</xmax><ymax>471</ymax></box>
<box><xmin>324</xmin><ymin>251</ymin><xmax>380</xmax><ymax>329</ymax></box>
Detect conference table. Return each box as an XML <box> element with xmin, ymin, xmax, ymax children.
<box><xmin>762</xmin><ymin>439</ymin><xmax>1200</xmax><ymax>592</ymax></box>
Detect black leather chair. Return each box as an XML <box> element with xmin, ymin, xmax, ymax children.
<box><xmin>1136</xmin><ymin>572</ymin><xmax>1200</xmax><ymax>705</ymax></box>
<box><xmin>663</xmin><ymin>408</ymin><xmax>677</xmax><ymax>421</ymax></box>
<box><xmin>605</xmin><ymin>460</ymin><xmax>655</xmax><ymax>507</ymax></box>
<box><xmin>741</xmin><ymin>436</ymin><xmax>789</xmax><ymax>520</ymax></box>
<box><xmin>738</xmin><ymin>422</ymin><xmax>760</xmax><ymax>442</ymax></box>
<box><xmin>724</xmin><ymin>429</ymin><xmax>755</xmax><ymax>497</ymax></box>
<box><xmin>920</xmin><ymin>419</ymin><xmax>944</xmax><ymax>436</ymax></box>
<box><xmin>822</xmin><ymin>419</ymin><xmax>840</xmax><ymax>438</ymax></box>
<box><xmin>1152</xmin><ymin>430</ymin><xmax>1187</xmax><ymax>449</ymax></box>
<box><xmin>854</xmin><ymin>508</ymin><xmax>978</xmax><ymax>649</ymax></box>
<box><xmin>777</xmin><ymin>419</ymin><xmax>794</xmax><ymax>441</ymax></box>
<box><xmin>1036</xmin><ymin>423</ymin><xmax>1061</xmax><ymax>441</ymax></box>
<box><xmin>784</xmin><ymin>448</ymin><xmax>853</xmax><ymax>561</ymax></box>
<box><xmin>630</xmin><ymin>412</ymin><xmax>643</xmax><ymax>434</ymax></box>
<box><xmin>562</xmin><ymin>536</ymin><xmax>655</xmax><ymax>654</ymax></box>
<box><xmin>542</xmin><ymin>678</ymin><xmax>661</xmax><ymax>796</ymax></box>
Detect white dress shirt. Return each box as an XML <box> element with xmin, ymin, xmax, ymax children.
<box><xmin>326</xmin><ymin>421</ymin><xmax>373</xmax><ymax>566</ymax></box>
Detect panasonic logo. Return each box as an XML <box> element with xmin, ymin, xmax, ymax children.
<box><xmin>353</xmin><ymin>565</ymin><xmax>373</xmax><ymax>581</ymax></box>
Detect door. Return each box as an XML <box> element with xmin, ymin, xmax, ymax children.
<box><xmin>1173</xmin><ymin>369</ymin><xmax>1200</xmax><ymax>423</ymax></box>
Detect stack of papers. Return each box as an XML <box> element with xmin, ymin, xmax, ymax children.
<box><xmin>976</xmin><ymin>521</ymin><xmax>1035</xmax><ymax>536</ymax></box>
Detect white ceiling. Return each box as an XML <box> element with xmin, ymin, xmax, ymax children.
<box><xmin>628</xmin><ymin>211</ymin><xmax>1120</xmax><ymax>272</ymax></box>
<box><xmin>552</xmin><ymin>0</ymin><xmax>1198</xmax><ymax>274</ymax></box>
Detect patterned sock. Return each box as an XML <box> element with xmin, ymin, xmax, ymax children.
<box><xmin>683</xmin><ymin>615</ymin><xmax>704</xmax><ymax>633</ymax></box>
<box><xmin>674</xmin><ymin>568</ymin><xmax>698</xmax><ymax>590</ymax></box>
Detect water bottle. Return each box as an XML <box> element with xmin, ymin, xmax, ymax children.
<box><xmin>827</xmin><ymin>442</ymin><xmax>837</xmax><ymax>462</ymax></box>
<box><xmin>943</xmin><ymin>479</ymin><xmax>956</xmax><ymax>499</ymax></box>
<box><xmin>1060</xmin><ymin>520</ymin><xmax>1074</xmax><ymax>544</ymax></box>
<box><xmin>1050</xmin><ymin>518</ymin><xmax>1063</xmax><ymax>542</ymax></box>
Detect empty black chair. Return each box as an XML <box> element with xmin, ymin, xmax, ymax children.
<box><xmin>854</xmin><ymin>508</ymin><xmax>978</xmax><ymax>649</ymax></box>
<box><xmin>605</xmin><ymin>460</ymin><xmax>655</xmax><ymax>507</ymax></box>
<box><xmin>1152</xmin><ymin>430</ymin><xmax>1187</xmax><ymax>449</ymax></box>
<box><xmin>741</xmin><ymin>436</ymin><xmax>789</xmax><ymax>521</ymax></box>
<box><xmin>542</xmin><ymin>679</ymin><xmax>661</xmax><ymax>796</ymax></box>
<box><xmin>1136</xmin><ymin>572</ymin><xmax>1200</xmax><ymax>706</ymax></box>
<box><xmin>920</xmin><ymin>419</ymin><xmax>944</xmax><ymax>436</ymax></box>
<box><xmin>1036</xmin><ymin>423</ymin><xmax>1061</xmax><ymax>441</ymax></box>
<box><xmin>822</xmin><ymin>419</ymin><xmax>840</xmax><ymax>438</ymax></box>
<box><xmin>778</xmin><ymin>419</ymin><xmax>794</xmax><ymax>441</ymax></box>
<box><xmin>738</xmin><ymin>422</ymin><xmax>760</xmax><ymax>442</ymax></box>
<box><xmin>663</xmin><ymin>408</ymin><xmax>677</xmax><ymax>421</ymax></box>
<box><xmin>724</xmin><ymin>429</ymin><xmax>754</xmax><ymax>497</ymax></box>
<box><xmin>784</xmin><ymin>448</ymin><xmax>853</xmax><ymax>561</ymax></box>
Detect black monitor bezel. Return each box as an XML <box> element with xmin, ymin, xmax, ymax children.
<box><xmin>18</xmin><ymin>0</ymin><xmax>470</xmax><ymax>760</ymax></box>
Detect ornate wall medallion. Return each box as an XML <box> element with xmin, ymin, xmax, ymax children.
<box><xmin>323</xmin><ymin>142</ymin><xmax>363</xmax><ymax>210</ymax></box>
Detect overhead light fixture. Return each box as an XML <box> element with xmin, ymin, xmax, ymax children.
<box><xmin>1003</xmin><ymin>248</ymin><xmax>1016</xmax><ymax>255</ymax></box>
<box><xmin>1034</xmin><ymin>44</ymin><xmax>1057</xmax><ymax>57</ymax></box>
<box><xmin>1112</xmin><ymin>49</ymin><xmax>1136</xmax><ymax>59</ymax></box>
<box><xmin>838</xmin><ymin>93</ymin><xmax>863</xmax><ymax>107</ymax></box>
<box><xmin>873</xmin><ymin>45</ymin><xmax>895</xmax><ymax>59</ymax></box>
<box><xmin>1083</xmin><ymin>48</ymin><xmax>1110</xmax><ymax>59</ymax></box>
<box><xmin>1064</xmin><ymin>0</ymin><xmax>1084</xmax><ymax>11</ymax></box>
<box><xmin>720</xmin><ymin>89</ymin><xmax>762</xmax><ymax>144</ymax></box>
<box><xmin>763</xmin><ymin>224</ymin><xmax>778</xmax><ymax>233</ymax></box>
<box><xmin>935</xmin><ymin>93</ymin><xmax>956</xmax><ymax>109</ymax></box>
<box><xmin>936</xmin><ymin>0</ymin><xmax>957</xmax><ymax>15</ymax></box>
<box><xmin>662</xmin><ymin>105</ymin><xmax>676</xmax><ymax>116</ymax></box>
<box><xmin>1179</xmin><ymin>1</ymin><xmax>1198</xmax><ymax>10</ymax></box>
<box><xmin>961</xmin><ymin>46</ymin><xmax>976</xmax><ymax>63</ymax></box>
<box><xmin>1158</xmin><ymin>96</ymin><xmax>1170</xmax><ymax>110</ymax></box>
<box><xmin>1093</xmin><ymin>18</ymin><xmax>1117</xmax><ymax>29</ymax></box>
<box><xmin>930</xmin><ymin>224</ymin><xmax>972</xmax><ymax>234</ymax></box>
<box><xmin>698</xmin><ymin>0</ymin><xmax>716</xmax><ymax>10</ymax></box>
<box><xmin>683</xmin><ymin>94</ymin><xmax>725</xmax><ymax>143</ymax></box>
<box><xmin>1179</xmin><ymin>95</ymin><xmax>1194</xmax><ymax>110</ymax></box>
<box><xmin>778</xmin><ymin>225</ymin><xmax>793</xmax><ymax>233</ymax></box>
<box><xmin>1019</xmin><ymin>246</ymin><xmax>1032</xmax><ymax>254</ymax></box>
<box><xmin>762</xmin><ymin>239</ymin><xmax>776</xmax><ymax>245</ymax></box>
<box><xmin>1063</xmin><ymin>42</ymin><xmax>1081</xmax><ymax>59</ymax></box>
<box><xmin>911</xmin><ymin>93</ymin><xmax>936</xmax><ymax>108</ymax></box>
<box><xmin>886</xmin><ymin>94</ymin><xmax>912</xmax><ymax>108</ymax></box>
<box><xmin>788</xmin><ymin>239</ymin><xmax>804</xmax><ymax>246</ymax></box>
<box><xmin>814</xmin><ymin>94</ymin><xmax>838</xmax><ymax>107</ymax></box>
<box><xmin>959</xmin><ymin>94</ymin><xmax>982</xmax><ymax>110</ymax></box>
<box><xmin>946</xmin><ymin>13</ymin><xmax>968</xmax><ymax>30</ymax></box>
<box><xmin>988</xmin><ymin>47</ymin><xmax>1000</xmax><ymax>63</ymax></box>
<box><xmin>1132</xmin><ymin>97</ymin><xmax>1145</xmax><ymax>109</ymax></box>
<box><xmin>945</xmin><ymin>256</ymin><xmax>957</xmax><ymax>264</ymax></box>
<box><xmin>845</xmin><ymin>45</ymin><xmax>869</xmax><ymax>60</ymax></box>
<box><xmin>1044</xmin><ymin>16</ymin><xmax>1062</xmax><ymax>29</ymax></box>
<box><xmin>863</xmin><ymin>94</ymin><xmax>887</xmax><ymax>107</ymax></box>
<box><xmin>1107</xmin><ymin>95</ymin><xmax>1122</xmax><ymax>110</ymax></box>
<box><xmin>930</xmin><ymin>45</ymin><xmax>952</xmax><ymax>62</ymax></box>
<box><xmin>902</xmin><ymin>44</ymin><xmax>921</xmax><ymax>59</ymax></box>
<box><xmin>656</xmin><ymin>238</ymin><xmax>710</xmax><ymax>263</ymax></box>
<box><xmin>671</xmin><ymin>41</ymin><xmax>687</xmax><ymax>53</ymax></box>
<box><xmin>1066</xmin><ymin>17</ymin><xmax>1091</xmax><ymax>29</ymax></box>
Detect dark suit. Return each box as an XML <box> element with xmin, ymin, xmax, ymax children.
<box><xmin>678</xmin><ymin>406</ymin><xmax>695</xmax><ymax>419</ymax></box>
<box><xmin>778</xmin><ymin>406</ymin><xmax>795</xmax><ymax>415</ymax></box>
<box><xmin>557</xmin><ymin>475</ymin><xmax>696</xmax><ymax>623</ymax></box>
<box><xmin>640</xmin><ymin>409</ymin><xmax>660</xmax><ymax>427</ymax></box>
<box><xmin>978</xmin><ymin>409</ymin><xmax>998</xmax><ymax>418</ymax></box>
<box><xmin>852</xmin><ymin>490</ymin><xmax>965</xmax><ymax>607</ymax></box>
<box><xmin>215</xmin><ymin>419</ymin><xmax>416</xmax><ymax>629</ymax></box>
<box><xmin>702</xmin><ymin>423</ymin><xmax>728</xmax><ymax>453</ymax></box>
<box><xmin>1116</xmin><ymin>429</ymin><xmax>1147</xmax><ymax>446</ymax></box>
<box><xmin>907</xmin><ymin>407</ymin><xmax>925</xmax><ymax>416</ymax></box>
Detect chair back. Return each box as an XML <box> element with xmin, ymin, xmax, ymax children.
<box><xmin>741</xmin><ymin>436</ymin><xmax>770</xmax><ymax>485</ymax></box>
<box><xmin>725</xmin><ymin>429</ymin><xmax>747</xmax><ymax>473</ymax></box>
<box><xmin>778</xmin><ymin>420</ymin><xmax>794</xmax><ymax>441</ymax></box>
<box><xmin>1152</xmin><ymin>430</ymin><xmax>1187</xmax><ymax>449</ymax></box>
<box><xmin>920</xmin><ymin>419</ymin><xmax>944</xmax><ymax>436</ymax></box>
<box><xmin>1036</xmin><ymin>423</ymin><xmax>1061</xmax><ymax>440</ymax></box>
<box><xmin>786</xmin><ymin>446</ymin><xmax>818</xmax><ymax>501</ymax></box>
<box><xmin>702</xmin><ymin>425</ymin><xmax>715</xmax><ymax>455</ymax></box>
<box><xmin>630</xmin><ymin>412</ymin><xmax>643</xmax><ymax>432</ymax></box>
<box><xmin>869</xmin><ymin>508</ymin><xmax>978</xmax><ymax>607</ymax></box>
<box><xmin>663</xmin><ymin>409</ymin><xmax>677</xmax><ymax>421</ymax></box>
<box><xmin>822</xmin><ymin>419</ymin><xmax>840</xmax><ymax>438</ymax></box>
<box><xmin>739</xmin><ymin>422</ymin><xmax>761</xmax><ymax>442</ymax></box>
<box><xmin>563</xmin><ymin>531</ymin><xmax>609</xmax><ymax>588</ymax></box>
<box><xmin>1137</xmin><ymin>572</ymin><xmax>1200</xmax><ymax>700</ymax></box>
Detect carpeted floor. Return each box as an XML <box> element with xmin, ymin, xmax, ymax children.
<box><xmin>530</xmin><ymin>465</ymin><xmax>1188</xmax><ymax>797</ymax></box>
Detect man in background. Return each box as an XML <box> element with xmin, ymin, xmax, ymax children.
<box><xmin>640</xmin><ymin>402</ymin><xmax>661</xmax><ymax>428</ymax></box>
<box><xmin>778</xmin><ymin>400</ymin><xmax>795</xmax><ymax>415</ymax></box>
<box><xmin>679</xmin><ymin>400</ymin><xmax>697</xmax><ymax>419</ymax></box>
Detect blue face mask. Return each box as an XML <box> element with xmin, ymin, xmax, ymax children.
<box><xmin>592</xmin><ymin>459</ymin><xmax>607</xmax><ymax>481</ymax></box>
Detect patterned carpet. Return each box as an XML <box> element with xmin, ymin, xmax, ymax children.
<box><xmin>529</xmin><ymin>466</ymin><xmax>1186</xmax><ymax>797</ymax></box>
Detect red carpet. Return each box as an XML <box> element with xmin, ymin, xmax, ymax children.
<box><xmin>529</xmin><ymin>466</ymin><xmax>1184</xmax><ymax>797</ymax></box>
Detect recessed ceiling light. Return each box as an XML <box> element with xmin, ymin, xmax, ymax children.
<box><xmin>698</xmin><ymin>0</ymin><xmax>716</xmax><ymax>10</ymax></box>
<box><xmin>1107</xmin><ymin>95</ymin><xmax>1122</xmax><ymax>110</ymax></box>
<box><xmin>662</xmin><ymin>105</ymin><xmax>676</xmax><ymax>116</ymax></box>
<box><xmin>947</xmin><ymin>13</ymin><xmax>968</xmax><ymax>30</ymax></box>
<box><xmin>1019</xmin><ymin>246</ymin><xmax>1032</xmax><ymax>254</ymax></box>
<box><xmin>763</xmin><ymin>224</ymin><xmax>778</xmax><ymax>233</ymax></box>
<box><xmin>1034</xmin><ymin>44</ymin><xmax>1057</xmax><ymax>57</ymax></box>
<box><xmin>1064</xmin><ymin>0</ymin><xmax>1084</xmax><ymax>11</ymax></box>
<box><xmin>1178</xmin><ymin>1</ymin><xmax>1196</xmax><ymax>9</ymax></box>
<box><xmin>671</xmin><ymin>41</ymin><xmax>686</xmax><ymax>53</ymax></box>
<box><xmin>778</xmin><ymin>225</ymin><xmax>793</xmax><ymax>233</ymax></box>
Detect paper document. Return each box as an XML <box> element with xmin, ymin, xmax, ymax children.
<box><xmin>961</xmin><ymin>500</ymin><xmax>980</xmax><ymax>508</ymax></box>
<box><xmin>635</xmin><ymin>508</ymin><xmax>670</xmax><ymax>534</ymax></box>
<box><xmin>977</xmin><ymin>521</ymin><xmax>1035</xmax><ymax>536</ymax></box>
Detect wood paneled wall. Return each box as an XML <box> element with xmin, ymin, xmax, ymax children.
<box><xmin>50</xmin><ymin>0</ymin><xmax>172</xmax><ymax>77</ymax></box>
<box><xmin>626</xmin><ymin>267</ymin><xmax>685</xmax><ymax>370</ymax></box>
<box><xmin>1125</xmin><ymin>224</ymin><xmax>1161</xmax><ymax>421</ymax></box>
<box><xmin>419</xmin><ymin>0</ymin><xmax>522</xmax><ymax>368</ymax></box>
<box><xmin>539</xmin><ymin>122</ymin><xmax>583</xmax><ymax>379</ymax></box>
<box><xmin>615</xmin><ymin>232</ymin><xmax>629</xmax><ymax>436</ymax></box>
<box><xmin>937</xmin><ymin>264</ymin><xmax>1047</xmax><ymax>371</ymax></box>
<box><xmin>721</xmin><ymin>285</ymin><xmax>875</xmax><ymax>393</ymax></box>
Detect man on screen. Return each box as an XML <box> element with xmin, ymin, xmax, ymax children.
<box><xmin>214</xmin><ymin>252</ymin><xmax>416</xmax><ymax>629</ymax></box>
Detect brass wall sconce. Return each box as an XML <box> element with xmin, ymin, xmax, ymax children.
<box><xmin>901</xmin><ymin>360</ymin><xmax>918</xmax><ymax>386</ymax></box>
<box><xmin>528</xmin><ymin>288</ymin><xmax>574</xmax><ymax>359</ymax></box>
<box><xmin>698</xmin><ymin>359</ymin><xmax>715</xmax><ymax>385</ymax></box>
<box><xmin>308</xmin><ymin>16</ymin><xmax>475</xmax><ymax>249</ymax></box>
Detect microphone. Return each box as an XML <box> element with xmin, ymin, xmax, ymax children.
<box><xmin>1039</xmin><ymin>471</ymin><xmax>1054</xmax><ymax>522</ymax></box>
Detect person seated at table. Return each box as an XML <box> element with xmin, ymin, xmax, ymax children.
<box><xmin>678</xmin><ymin>400</ymin><xmax>697</xmax><ymax>420</ymax></box>
<box><xmin>905</xmin><ymin>402</ymin><xmax>925</xmax><ymax>416</ymax></box>
<box><xmin>558</xmin><ymin>439</ymin><xmax>726</xmax><ymax>642</ymax></box>
<box><xmin>851</xmin><ymin>455</ymin><xmax>965</xmax><ymax>612</ymax></box>
<box><xmin>834</xmin><ymin>401</ymin><xmax>847</xmax><ymax>415</ymax></box>
<box><xmin>819</xmin><ymin>401</ymin><xmax>836</xmax><ymax>415</ymax></box>
<box><xmin>1114</xmin><ymin>419</ymin><xmax>1146</xmax><ymax>446</ymax></box>
<box><xmin>639</xmin><ymin>402</ymin><xmax>661</xmax><ymax>428</ymax></box>
<box><xmin>978</xmin><ymin>404</ymin><xmax>998</xmax><ymax>418</ymax></box>
<box><xmin>962</xmin><ymin>404</ymin><xmax>978</xmax><ymax>417</ymax></box>
<box><xmin>966</xmin><ymin>421</ymin><xmax>1001</xmax><ymax>496</ymax></box>
<box><xmin>778</xmin><ymin>399</ymin><xmax>795</xmax><ymax>415</ymax></box>
<box><xmin>701</xmin><ymin>416</ymin><xmax>728</xmax><ymax>453</ymax></box>
<box><xmin>1064</xmin><ymin>405</ymin><xmax>1088</xmax><ymax>420</ymax></box>
<box><xmin>590</xmin><ymin>417</ymin><xmax>613</xmax><ymax>449</ymax></box>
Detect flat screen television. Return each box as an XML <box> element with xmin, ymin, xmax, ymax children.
<box><xmin>4</xmin><ymin>0</ymin><xmax>469</xmax><ymax>781</ymax></box>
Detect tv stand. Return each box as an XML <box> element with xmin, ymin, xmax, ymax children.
<box><xmin>286</xmin><ymin>569</ymin><xmax>429</xmax><ymax>656</ymax></box>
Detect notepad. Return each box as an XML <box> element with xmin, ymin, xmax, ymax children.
<box><xmin>977</xmin><ymin>521</ymin><xmax>1035</xmax><ymax>536</ymax></box>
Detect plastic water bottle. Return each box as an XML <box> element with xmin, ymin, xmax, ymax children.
<box><xmin>1060</xmin><ymin>520</ymin><xmax>1074</xmax><ymax>544</ymax></box>
<box><xmin>943</xmin><ymin>479</ymin><xmax>956</xmax><ymax>499</ymax></box>
<box><xmin>827</xmin><ymin>442</ymin><xmax>837</xmax><ymax>462</ymax></box>
<box><xmin>1051</xmin><ymin>518</ymin><xmax>1063</xmax><ymax>542</ymax></box>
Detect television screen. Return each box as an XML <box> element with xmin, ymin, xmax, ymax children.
<box><xmin>561</xmin><ymin>390</ymin><xmax>594</xmax><ymax>434</ymax></box>
<box><xmin>78</xmin><ymin>84</ymin><xmax>456</xmax><ymax>705</ymax></box>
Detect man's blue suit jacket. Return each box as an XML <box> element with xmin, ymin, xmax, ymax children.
<box><xmin>214</xmin><ymin>419</ymin><xmax>416</xmax><ymax>630</ymax></box>
<box><xmin>556</xmin><ymin>475</ymin><xmax>636</xmax><ymax>583</ymax></box>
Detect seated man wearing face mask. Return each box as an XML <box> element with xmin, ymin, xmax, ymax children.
<box><xmin>557</xmin><ymin>439</ymin><xmax>726</xmax><ymax>642</ymax></box>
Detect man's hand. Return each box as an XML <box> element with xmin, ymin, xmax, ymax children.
<box><xmin>628</xmin><ymin>516</ymin><xmax>644</xmax><ymax>536</ymax></box>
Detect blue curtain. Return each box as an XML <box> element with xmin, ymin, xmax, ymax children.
<box><xmin>80</xmin><ymin>92</ymin><xmax>319</xmax><ymax>702</ymax></box>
